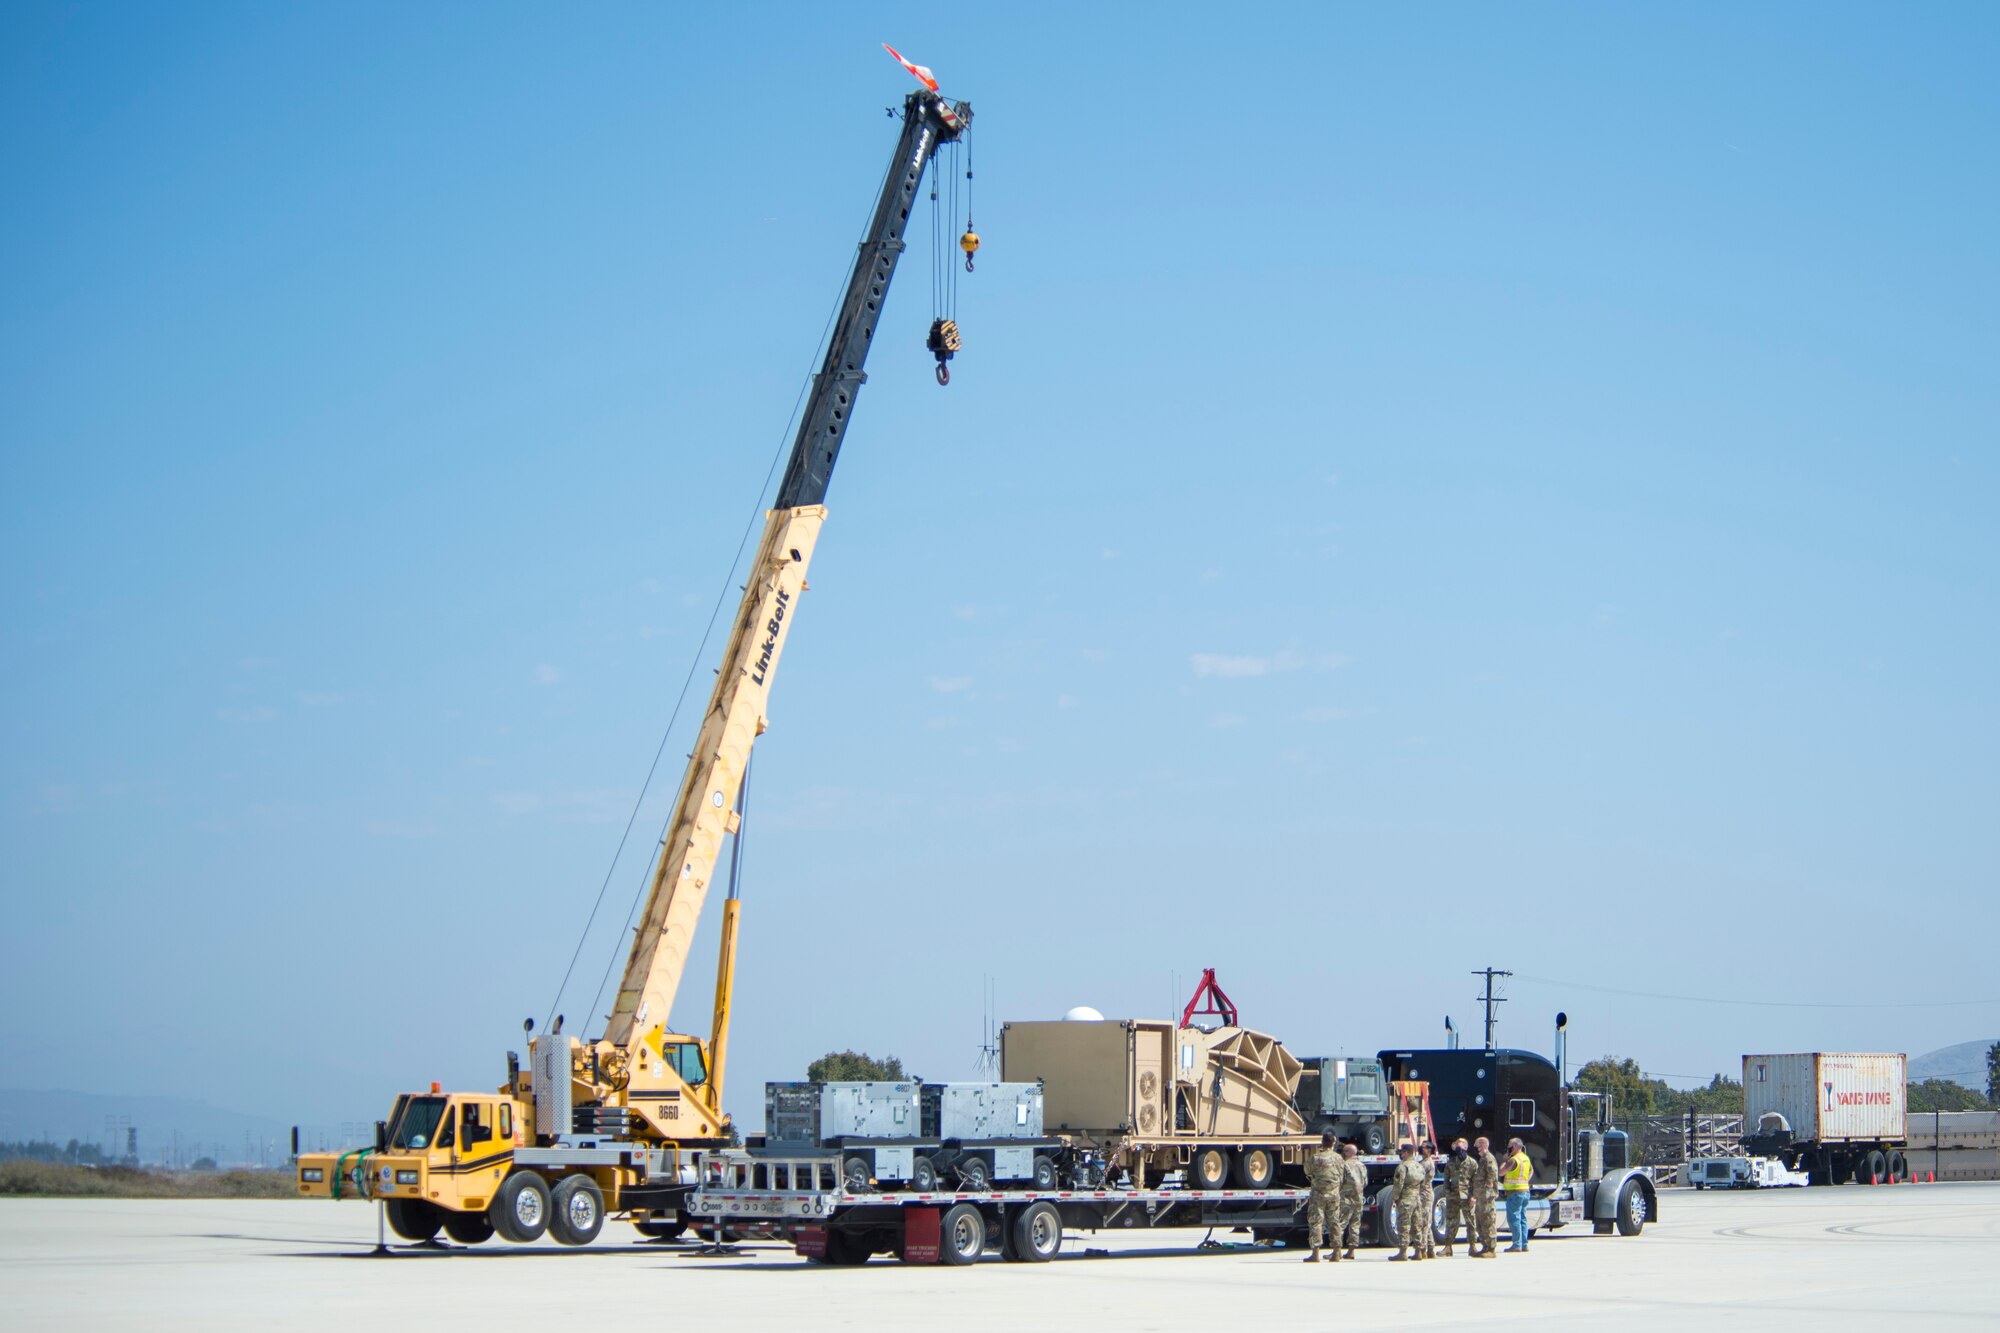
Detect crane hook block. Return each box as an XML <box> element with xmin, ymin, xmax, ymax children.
<box><xmin>960</xmin><ymin>227</ymin><xmax>980</xmax><ymax>273</ymax></box>
<box><xmin>927</xmin><ymin>317</ymin><xmax>961</xmax><ymax>386</ymax></box>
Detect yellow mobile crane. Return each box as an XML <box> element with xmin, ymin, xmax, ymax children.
<box><xmin>297</xmin><ymin>83</ymin><xmax>974</xmax><ymax>1246</ymax></box>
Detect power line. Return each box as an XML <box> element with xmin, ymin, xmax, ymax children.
<box><xmin>1513</xmin><ymin>974</ymin><xmax>2000</xmax><ymax>1010</ymax></box>
<box><xmin>1474</xmin><ymin>967</ymin><xmax>1511</xmax><ymax>1049</ymax></box>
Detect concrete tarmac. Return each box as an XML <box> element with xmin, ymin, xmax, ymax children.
<box><xmin>5</xmin><ymin>1183</ymin><xmax>1998</xmax><ymax>1330</ymax></box>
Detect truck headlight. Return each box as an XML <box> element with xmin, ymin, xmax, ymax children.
<box><xmin>300</xmin><ymin>1168</ymin><xmax>324</xmax><ymax>1183</ymax></box>
<box><xmin>396</xmin><ymin>1170</ymin><xmax>420</xmax><ymax>1185</ymax></box>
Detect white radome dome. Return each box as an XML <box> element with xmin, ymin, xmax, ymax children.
<box><xmin>1062</xmin><ymin>1005</ymin><xmax>1105</xmax><ymax>1022</ymax></box>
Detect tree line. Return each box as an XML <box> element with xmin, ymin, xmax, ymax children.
<box><xmin>1577</xmin><ymin>1045</ymin><xmax>2000</xmax><ymax>1119</ymax></box>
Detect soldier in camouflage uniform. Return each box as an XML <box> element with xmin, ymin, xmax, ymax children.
<box><xmin>1470</xmin><ymin>1135</ymin><xmax>1501</xmax><ymax>1258</ymax></box>
<box><xmin>1339</xmin><ymin>1142</ymin><xmax>1366</xmax><ymax>1257</ymax></box>
<box><xmin>1389</xmin><ymin>1143</ymin><xmax>1426</xmax><ymax>1260</ymax></box>
<box><xmin>1413</xmin><ymin>1143</ymin><xmax>1437</xmax><ymax>1258</ymax></box>
<box><xmin>1303</xmin><ymin>1131</ymin><xmax>1343</xmax><ymax>1262</ymax></box>
<box><xmin>1440</xmin><ymin>1137</ymin><xmax>1474</xmax><ymax>1256</ymax></box>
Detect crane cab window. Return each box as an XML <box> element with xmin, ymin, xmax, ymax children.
<box><xmin>498</xmin><ymin>1103</ymin><xmax>513</xmax><ymax>1139</ymax></box>
<box><xmin>662</xmin><ymin>1042</ymin><xmax>708</xmax><ymax>1086</ymax></box>
<box><xmin>387</xmin><ymin>1095</ymin><xmax>449</xmax><ymax>1150</ymax></box>
<box><xmin>461</xmin><ymin>1102</ymin><xmax>495</xmax><ymax>1148</ymax></box>
<box><xmin>1508</xmin><ymin>1099</ymin><xmax>1537</xmax><ymax>1129</ymax></box>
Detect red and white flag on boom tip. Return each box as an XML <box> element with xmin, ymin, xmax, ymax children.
<box><xmin>882</xmin><ymin>44</ymin><xmax>939</xmax><ymax>92</ymax></box>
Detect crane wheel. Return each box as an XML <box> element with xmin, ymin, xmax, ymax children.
<box><xmin>549</xmin><ymin>1175</ymin><xmax>605</xmax><ymax>1246</ymax></box>
<box><xmin>489</xmin><ymin>1171</ymin><xmax>551</xmax><ymax>1243</ymax></box>
<box><xmin>385</xmin><ymin>1199</ymin><xmax>441</xmax><ymax>1242</ymax></box>
<box><xmin>441</xmin><ymin>1211</ymin><xmax>495</xmax><ymax>1245</ymax></box>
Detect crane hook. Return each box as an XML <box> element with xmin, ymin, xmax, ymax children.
<box><xmin>936</xmin><ymin>363</ymin><xmax>951</xmax><ymax>386</ymax></box>
<box><xmin>960</xmin><ymin>225</ymin><xmax>980</xmax><ymax>274</ymax></box>
<box><xmin>926</xmin><ymin>317</ymin><xmax>961</xmax><ymax>388</ymax></box>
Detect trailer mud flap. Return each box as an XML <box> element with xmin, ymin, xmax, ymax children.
<box><xmin>901</xmin><ymin>1207</ymin><xmax>941</xmax><ymax>1264</ymax></box>
<box><xmin>794</xmin><ymin>1227</ymin><xmax>828</xmax><ymax>1260</ymax></box>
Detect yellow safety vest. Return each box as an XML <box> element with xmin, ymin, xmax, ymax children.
<box><xmin>1502</xmin><ymin>1152</ymin><xmax>1533</xmax><ymax>1192</ymax></box>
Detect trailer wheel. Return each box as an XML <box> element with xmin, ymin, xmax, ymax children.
<box><xmin>441</xmin><ymin>1210</ymin><xmax>494</xmax><ymax>1244</ymax></box>
<box><xmin>911</xmin><ymin>1156</ymin><xmax>939</xmax><ymax>1191</ymax></box>
<box><xmin>490</xmin><ymin>1171</ymin><xmax>551</xmax><ymax>1243</ymax></box>
<box><xmin>1233</xmin><ymin>1147</ymin><xmax>1277</xmax><ymax>1189</ymax></box>
<box><xmin>1887</xmin><ymin>1150</ymin><xmax>1908</xmax><ymax>1183</ymax></box>
<box><xmin>842</xmin><ymin>1156</ymin><xmax>871</xmax><ymax>1192</ymax></box>
<box><xmin>1031</xmin><ymin>1155</ymin><xmax>1059</xmax><ymax>1190</ymax></box>
<box><xmin>385</xmin><ymin>1199</ymin><xmax>441</xmax><ymax>1242</ymax></box>
<box><xmin>1615</xmin><ymin>1178</ymin><xmax>1648</xmax><ymax>1236</ymax></box>
<box><xmin>1372</xmin><ymin>1185</ymin><xmax>1398</xmax><ymax>1246</ymax></box>
<box><xmin>1012</xmin><ymin>1202</ymin><xmax>1063</xmax><ymax>1262</ymax></box>
<box><xmin>939</xmin><ymin>1203</ymin><xmax>986</xmax><ymax>1266</ymax></box>
<box><xmin>1856</xmin><ymin>1150</ymin><xmax>1885</xmax><ymax>1185</ymax></box>
<box><xmin>959</xmin><ymin>1157</ymin><xmax>991</xmax><ymax>1191</ymax></box>
<box><xmin>1187</xmin><ymin>1147</ymin><xmax>1229</xmax><ymax>1190</ymax></box>
<box><xmin>548</xmin><ymin>1175</ymin><xmax>604</xmax><ymax>1246</ymax></box>
<box><xmin>1361</xmin><ymin>1123</ymin><xmax>1389</xmax><ymax>1155</ymax></box>
<box><xmin>822</xmin><ymin>1230</ymin><xmax>871</xmax><ymax>1265</ymax></box>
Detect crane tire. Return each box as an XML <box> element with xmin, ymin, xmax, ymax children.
<box><xmin>385</xmin><ymin>1199</ymin><xmax>441</xmax><ymax>1242</ymax></box>
<box><xmin>548</xmin><ymin>1175</ymin><xmax>605</xmax><ymax>1246</ymax></box>
<box><xmin>489</xmin><ymin>1171</ymin><xmax>551</xmax><ymax>1243</ymax></box>
<box><xmin>440</xmin><ymin>1211</ymin><xmax>494</xmax><ymax>1244</ymax></box>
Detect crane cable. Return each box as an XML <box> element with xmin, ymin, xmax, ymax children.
<box><xmin>545</xmin><ymin>135</ymin><xmax>909</xmax><ymax>1038</ymax></box>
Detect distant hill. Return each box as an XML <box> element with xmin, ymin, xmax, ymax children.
<box><xmin>1908</xmin><ymin>1040</ymin><xmax>1996</xmax><ymax>1092</ymax></box>
<box><xmin>0</xmin><ymin>1088</ymin><xmax>335</xmax><ymax>1168</ymax></box>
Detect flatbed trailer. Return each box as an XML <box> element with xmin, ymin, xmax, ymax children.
<box><xmin>691</xmin><ymin>1147</ymin><xmax>1411</xmax><ymax>1264</ymax></box>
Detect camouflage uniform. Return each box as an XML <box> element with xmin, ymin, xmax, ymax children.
<box><xmin>1340</xmin><ymin>1155</ymin><xmax>1367</xmax><ymax>1254</ymax></box>
<box><xmin>1391</xmin><ymin>1154</ymin><xmax>1427</xmax><ymax>1258</ymax></box>
<box><xmin>1413</xmin><ymin>1151</ymin><xmax>1436</xmax><ymax>1257</ymax></box>
<box><xmin>1470</xmin><ymin>1148</ymin><xmax>1501</xmax><ymax>1256</ymax></box>
<box><xmin>1304</xmin><ymin>1147</ymin><xmax>1343</xmax><ymax>1256</ymax></box>
<box><xmin>1441</xmin><ymin>1152</ymin><xmax>1474</xmax><ymax>1255</ymax></box>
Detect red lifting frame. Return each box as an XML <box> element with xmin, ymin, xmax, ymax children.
<box><xmin>1179</xmin><ymin>968</ymin><xmax>1239</xmax><ymax>1029</ymax></box>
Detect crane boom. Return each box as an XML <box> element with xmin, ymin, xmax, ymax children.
<box><xmin>603</xmin><ymin>90</ymin><xmax>969</xmax><ymax>1055</ymax></box>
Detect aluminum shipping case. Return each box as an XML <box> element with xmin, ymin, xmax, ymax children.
<box><xmin>922</xmin><ymin>1082</ymin><xmax>1045</xmax><ymax>1140</ymax></box>
<box><xmin>1743</xmin><ymin>1053</ymin><xmax>1907</xmax><ymax>1144</ymax></box>
<box><xmin>765</xmin><ymin>1081</ymin><xmax>921</xmax><ymax>1146</ymax></box>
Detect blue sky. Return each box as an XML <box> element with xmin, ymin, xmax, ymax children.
<box><xmin>3</xmin><ymin>2</ymin><xmax>1996</xmax><ymax>1136</ymax></box>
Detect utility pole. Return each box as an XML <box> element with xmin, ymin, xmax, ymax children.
<box><xmin>1473</xmin><ymin>967</ymin><xmax>1512</xmax><ymax>1050</ymax></box>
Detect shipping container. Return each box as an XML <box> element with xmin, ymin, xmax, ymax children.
<box><xmin>1742</xmin><ymin>1053</ymin><xmax>1907</xmax><ymax>1144</ymax></box>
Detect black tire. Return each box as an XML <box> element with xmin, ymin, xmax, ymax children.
<box><xmin>1372</xmin><ymin>1185</ymin><xmax>1399</xmax><ymax>1246</ymax></box>
<box><xmin>440</xmin><ymin>1210</ymin><xmax>494</xmax><ymax>1245</ymax></box>
<box><xmin>1233</xmin><ymin>1147</ymin><xmax>1277</xmax><ymax>1189</ymax></box>
<box><xmin>1361</xmin><ymin>1124</ymin><xmax>1389</xmax><ymax>1155</ymax></box>
<box><xmin>842</xmin><ymin>1156</ymin><xmax>871</xmax><ymax>1192</ymax></box>
<box><xmin>633</xmin><ymin>1218</ymin><xmax>687</xmax><ymax>1241</ymax></box>
<box><xmin>910</xmin><ymin>1156</ymin><xmax>939</xmax><ymax>1191</ymax></box>
<box><xmin>1187</xmin><ymin>1146</ymin><xmax>1229</xmax><ymax>1190</ymax></box>
<box><xmin>1615</xmin><ymin>1178</ymin><xmax>1648</xmax><ymax>1236</ymax></box>
<box><xmin>821</xmin><ymin>1230</ymin><xmax>871</xmax><ymax>1266</ymax></box>
<box><xmin>548</xmin><ymin>1175</ymin><xmax>605</xmax><ymax>1246</ymax></box>
<box><xmin>1431</xmin><ymin>1194</ymin><xmax>1451</xmax><ymax>1246</ymax></box>
<box><xmin>959</xmin><ymin>1157</ymin><xmax>991</xmax><ymax>1191</ymax></box>
<box><xmin>1857</xmin><ymin>1150</ymin><xmax>1886</xmax><ymax>1186</ymax></box>
<box><xmin>1031</xmin><ymin>1155</ymin><xmax>1059</xmax><ymax>1191</ymax></box>
<box><xmin>939</xmin><ymin>1203</ymin><xmax>986</xmax><ymax>1266</ymax></box>
<box><xmin>1012</xmin><ymin>1201</ymin><xmax>1062</xmax><ymax>1262</ymax></box>
<box><xmin>1887</xmin><ymin>1150</ymin><xmax>1908</xmax><ymax>1183</ymax></box>
<box><xmin>489</xmin><ymin>1171</ymin><xmax>551</xmax><ymax>1243</ymax></box>
<box><xmin>385</xmin><ymin>1199</ymin><xmax>441</xmax><ymax>1242</ymax></box>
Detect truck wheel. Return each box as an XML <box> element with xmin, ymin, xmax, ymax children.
<box><xmin>548</xmin><ymin>1175</ymin><xmax>605</xmax><ymax>1246</ymax></box>
<box><xmin>842</xmin><ymin>1156</ymin><xmax>871</xmax><ymax>1192</ymax></box>
<box><xmin>1233</xmin><ymin>1147</ymin><xmax>1277</xmax><ymax>1189</ymax></box>
<box><xmin>1012</xmin><ymin>1201</ymin><xmax>1063</xmax><ymax>1262</ymax></box>
<box><xmin>1616</xmin><ymin>1179</ymin><xmax>1648</xmax><ymax>1236</ymax></box>
<box><xmin>939</xmin><ymin>1203</ymin><xmax>986</xmax><ymax>1266</ymax></box>
<box><xmin>1187</xmin><ymin>1147</ymin><xmax>1229</xmax><ymax>1190</ymax></box>
<box><xmin>822</xmin><ymin>1230</ymin><xmax>871</xmax><ymax>1265</ymax></box>
<box><xmin>441</xmin><ymin>1211</ymin><xmax>494</xmax><ymax>1244</ymax></box>
<box><xmin>1361</xmin><ymin>1124</ymin><xmax>1389</xmax><ymax>1156</ymax></box>
<box><xmin>1031</xmin><ymin>1155</ymin><xmax>1059</xmax><ymax>1191</ymax></box>
<box><xmin>1373</xmin><ymin>1185</ymin><xmax>1398</xmax><ymax>1246</ymax></box>
<box><xmin>1887</xmin><ymin>1150</ymin><xmax>1908</xmax><ymax>1183</ymax></box>
<box><xmin>490</xmin><ymin>1171</ymin><xmax>551</xmax><ymax>1243</ymax></box>
<box><xmin>385</xmin><ymin>1199</ymin><xmax>441</xmax><ymax>1242</ymax></box>
<box><xmin>911</xmin><ymin>1156</ymin><xmax>939</xmax><ymax>1191</ymax></box>
<box><xmin>959</xmin><ymin>1157</ymin><xmax>991</xmax><ymax>1191</ymax></box>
